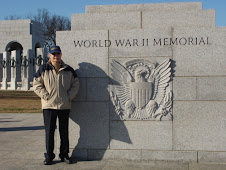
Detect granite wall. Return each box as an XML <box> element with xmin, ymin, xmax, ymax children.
<box><xmin>56</xmin><ymin>2</ymin><xmax>226</xmax><ymax>163</ymax></box>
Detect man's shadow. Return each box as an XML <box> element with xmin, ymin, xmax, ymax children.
<box><xmin>69</xmin><ymin>62</ymin><xmax>132</xmax><ymax>161</ymax></box>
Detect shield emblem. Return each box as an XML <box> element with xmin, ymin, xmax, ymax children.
<box><xmin>129</xmin><ymin>82</ymin><xmax>153</xmax><ymax>109</ymax></box>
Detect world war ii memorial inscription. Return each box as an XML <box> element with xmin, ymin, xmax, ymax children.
<box><xmin>56</xmin><ymin>2</ymin><xmax>226</xmax><ymax>163</ymax></box>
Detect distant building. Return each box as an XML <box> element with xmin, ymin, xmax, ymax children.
<box><xmin>0</xmin><ymin>19</ymin><xmax>44</xmax><ymax>56</ymax></box>
<box><xmin>0</xmin><ymin>19</ymin><xmax>47</xmax><ymax>90</ymax></box>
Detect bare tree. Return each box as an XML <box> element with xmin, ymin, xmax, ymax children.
<box><xmin>4</xmin><ymin>9</ymin><xmax>71</xmax><ymax>48</ymax></box>
<box><xmin>32</xmin><ymin>9</ymin><xmax>71</xmax><ymax>48</ymax></box>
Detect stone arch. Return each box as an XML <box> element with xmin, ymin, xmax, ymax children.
<box><xmin>5</xmin><ymin>41</ymin><xmax>23</xmax><ymax>57</ymax></box>
<box><xmin>35</xmin><ymin>42</ymin><xmax>41</xmax><ymax>49</ymax></box>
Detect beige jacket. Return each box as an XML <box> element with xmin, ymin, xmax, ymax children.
<box><xmin>33</xmin><ymin>60</ymin><xmax>79</xmax><ymax>110</ymax></box>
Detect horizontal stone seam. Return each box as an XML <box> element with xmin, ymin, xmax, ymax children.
<box><xmin>84</xmin><ymin>8</ymin><xmax>215</xmax><ymax>16</ymax></box>
<box><xmin>71</xmin><ymin>28</ymin><xmax>141</xmax><ymax>31</ymax></box>
<box><xmin>142</xmin><ymin>150</ymin><xmax>198</xmax><ymax>152</ymax></box>
<box><xmin>109</xmin><ymin>56</ymin><xmax>173</xmax><ymax>58</ymax></box>
<box><xmin>77</xmin><ymin>77</ymin><xmax>110</xmax><ymax>78</ymax></box>
<box><xmin>197</xmin><ymin>151</ymin><xmax>226</xmax><ymax>153</ymax></box>
<box><xmin>87</xmin><ymin>149</ymin><xmax>142</xmax><ymax>151</ymax></box>
<box><xmin>173</xmin><ymin>100</ymin><xmax>226</xmax><ymax>102</ymax></box>
<box><xmin>174</xmin><ymin>76</ymin><xmax>226</xmax><ymax>77</ymax></box>
<box><xmin>75</xmin><ymin>149</ymin><xmax>156</xmax><ymax>151</ymax></box>
<box><xmin>110</xmin><ymin>120</ymin><xmax>171</xmax><ymax>122</ymax></box>
<box><xmin>85</xmin><ymin>149</ymin><xmax>226</xmax><ymax>152</ymax></box>
<box><xmin>70</xmin><ymin>148</ymin><xmax>203</xmax><ymax>152</ymax></box>
<box><xmin>72</xmin><ymin>101</ymin><xmax>110</xmax><ymax>103</ymax></box>
<box><xmin>71</xmin><ymin>12</ymin><xmax>141</xmax><ymax>15</ymax></box>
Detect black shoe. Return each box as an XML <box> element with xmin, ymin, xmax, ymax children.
<box><xmin>44</xmin><ymin>158</ymin><xmax>52</xmax><ymax>165</ymax></box>
<box><xmin>68</xmin><ymin>157</ymin><xmax>77</xmax><ymax>164</ymax></box>
<box><xmin>44</xmin><ymin>153</ymin><xmax>55</xmax><ymax>165</ymax></box>
<box><xmin>59</xmin><ymin>154</ymin><xmax>70</xmax><ymax>162</ymax></box>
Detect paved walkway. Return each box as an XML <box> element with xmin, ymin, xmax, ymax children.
<box><xmin>0</xmin><ymin>113</ymin><xmax>226</xmax><ymax>170</ymax></box>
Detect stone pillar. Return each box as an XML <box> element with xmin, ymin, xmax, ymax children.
<box><xmin>28</xmin><ymin>50</ymin><xmax>35</xmax><ymax>86</ymax></box>
<box><xmin>0</xmin><ymin>53</ymin><xmax>3</xmax><ymax>82</ymax></box>
<box><xmin>35</xmin><ymin>48</ymin><xmax>48</xmax><ymax>72</ymax></box>
<box><xmin>21</xmin><ymin>50</ymin><xmax>34</xmax><ymax>90</ymax></box>
<box><xmin>10</xmin><ymin>50</ymin><xmax>20</xmax><ymax>90</ymax></box>
<box><xmin>2</xmin><ymin>52</ymin><xmax>10</xmax><ymax>90</ymax></box>
<box><xmin>42</xmin><ymin>48</ymin><xmax>48</xmax><ymax>64</ymax></box>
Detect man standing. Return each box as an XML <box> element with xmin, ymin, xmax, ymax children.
<box><xmin>33</xmin><ymin>46</ymin><xmax>79</xmax><ymax>165</ymax></box>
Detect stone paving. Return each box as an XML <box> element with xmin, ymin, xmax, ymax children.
<box><xmin>0</xmin><ymin>113</ymin><xmax>226</xmax><ymax>170</ymax></box>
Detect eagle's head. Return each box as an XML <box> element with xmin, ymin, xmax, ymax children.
<box><xmin>134</xmin><ymin>67</ymin><xmax>147</xmax><ymax>82</ymax></box>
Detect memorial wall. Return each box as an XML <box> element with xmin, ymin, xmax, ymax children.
<box><xmin>56</xmin><ymin>2</ymin><xmax>226</xmax><ymax>163</ymax></box>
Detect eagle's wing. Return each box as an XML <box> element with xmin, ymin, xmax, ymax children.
<box><xmin>111</xmin><ymin>60</ymin><xmax>133</xmax><ymax>109</ymax></box>
<box><xmin>152</xmin><ymin>59</ymin><xmax>171</xmax><ymax>105</ymax></box>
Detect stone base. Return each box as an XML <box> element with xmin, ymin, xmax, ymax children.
<box><xmin>22</xmin><ymin>78</ymin><xmax>30</xmax><ymax>91</ymax></box>
<box><xmin>66</xmin><ymin>149</ymin><xmax>226</xmax><ymax>164</ymax></box>
<box><xmin>1</xmin><ymin>79</ymin><xmax>7</xmax><ymax>90</ymax></box>
<box><xmin>10</xmin><ymin>78</ymin><xmax>16</xmax><ymax>90</ymax></box>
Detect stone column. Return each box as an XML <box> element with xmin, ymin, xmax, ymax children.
<box><xmin>28</xmin><ymin>50</ymin><xmax>35</xmax><ymax>86</ymax></box>
<box><xmin>21</xmin><ymin>50</ymin><xmax>34</xmax><ymax>90</ymax></box>
<box><xmin>10</xmin><ymin>50</ymin><xmax>20</xmax><ymax>90</ymax></box>
<box><xmin>0</xmin><ymin>53</ymin><xmax>3</xmax><ymax>82</ymax></box>
<box><xmin>42</xmin><ymin>48</ymin><xmax>48</xmax><ymax>64</ymax></box>
<box><xmin>2</xmin><ymin>52</ymin><xmax>10</xmax><ymax>90</ymax></box>
<box><xmin>35</xmin><ymin>48</ymin><xmax>48</xmax><ymax>73</ymax></box>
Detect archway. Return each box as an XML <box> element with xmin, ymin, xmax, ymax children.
<box><xmin>35</xmin><ymin>43</ymin><xmax>41</xmax><ymax>49</ymax></box>
<box><xmin>5</xmin><ymin>41</ymin><xmax>23</xmax><ymax>57</ymax></box>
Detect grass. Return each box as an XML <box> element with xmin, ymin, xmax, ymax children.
<box><xmin>0</xmin><ymin>90</ymin><xmax>42</xmax><ymax>113</ymax></box>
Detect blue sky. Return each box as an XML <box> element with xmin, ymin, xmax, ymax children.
<box><xmin>0</xmin><ymin>0</ymin><xmax>225</xmax><ymax>26</ymax></box>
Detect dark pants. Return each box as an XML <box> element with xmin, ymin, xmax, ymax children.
<box><xmin>43</xmin><ymin>109</ymin><xmax>70</xmax><ymax>159</ymax></box>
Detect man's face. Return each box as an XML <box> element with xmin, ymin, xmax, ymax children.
<box><xmin>49</xmin><ymin>52</ymin><xmax>62</xmax><ymax>63</ymax></box>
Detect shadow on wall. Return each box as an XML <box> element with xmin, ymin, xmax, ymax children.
<box><xmin>69</xmin><ymin>62</ymin><xmax>132</xmax><ymax>161</ymax></box>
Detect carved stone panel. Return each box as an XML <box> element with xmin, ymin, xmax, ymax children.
<box><xmin>110</xmin><ymin>59</ymin><xmax>172</xmax><ymax>121</ymax></box>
